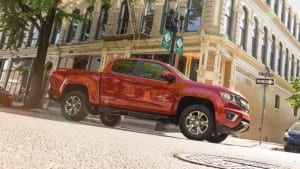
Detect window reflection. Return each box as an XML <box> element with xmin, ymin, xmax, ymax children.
<box><xmin>185</xmin><ymin>0</ymin><xmax>203</xmax><ymax>32</ymax></box>
<box><xmin>141</xmin><ymin>0</ymin><xmax>155</xmax><ymax>34</ymax></box>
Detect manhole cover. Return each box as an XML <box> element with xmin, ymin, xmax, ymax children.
<box><xmin>174</xmin><ymin>153</ymin><xmax>288</xmax><ymax>169</ymax></box>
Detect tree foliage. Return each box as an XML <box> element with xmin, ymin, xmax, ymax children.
<box><xmin>287</xmin><ymin>78</ymin><xmax>300</xmax><ymax>112</ymax></box>
<box><xmin>0</xmin><ymin>0</ymin><xmax>95</xmax><ymax>107</ymax></box>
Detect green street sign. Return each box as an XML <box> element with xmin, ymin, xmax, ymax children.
<box><xmin>161</xmin><ymin>29</ymin><xmax>172</xmax><ymax>50</ymax></box>
<box><xmin>175</xmin><ymin>37</ymin><xmax>184</xmax><ymax>55</ymax></box>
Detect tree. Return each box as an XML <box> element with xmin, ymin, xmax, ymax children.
<box><xmin>0</xmin><ymin>0</ymin><xmax>95</xmax><ymax>108</ymax></box>
<box><xmin>287</xmin><ymin>78</ymin><xmax>300</xmax><ymax>114</ymax></box>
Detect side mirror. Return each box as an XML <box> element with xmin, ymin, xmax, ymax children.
<box><xmin>161</xmin><ymin>71</ymin><xmax>175</xmax><ymax>82</ymax></box>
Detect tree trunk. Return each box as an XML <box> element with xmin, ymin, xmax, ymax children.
<box><xmin>24</xmin><ymin>4</ymin><xmax>58</xmax><ymax>108</ymax></box>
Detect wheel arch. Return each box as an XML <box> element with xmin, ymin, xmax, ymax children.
<box><xmin>62</xmin><ymin>84</ymin><xmax>89</xmax><ymax>101</ymax></box>
<box><xmin>176</xmin><ymin>96</ymin><xmax>215</xmax><ymax>122</ymax></box>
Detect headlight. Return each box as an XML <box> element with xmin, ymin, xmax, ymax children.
<box><xmin>221</xmin><ymin>92</ymin><xmax>239</xmax><ymax>104</ymax></box>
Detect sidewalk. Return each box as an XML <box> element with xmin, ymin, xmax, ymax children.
<box><xmin>2</xmin><ymin>103</ymin><xmax>284</xmax><ymax>151</ymax></box>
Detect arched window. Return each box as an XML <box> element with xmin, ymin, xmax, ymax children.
<box><xmin>275</xmin><ymin>95</ymin><xmax>280</xmax><ymax>109</ymax></box>
<box><xmin>185</xmin><ymin>0</ymin><xmax>203</xmax><ymax>32</ymax></box>
<box><xmin>80</xmin><ymin>6</ymin><xmax>94</xmax><ymax>41</ymax></box>
<box><xmin>95</xmin><ymin>6</ymin><xmax>109</xmax><ymax>40</ymax></box>
<box><xmin>298</xmin><ymin>25</ymin><xmax>300</xmax><ymax>42</ymax></box>
<box><xmin>284</xmin><ymin>48</ymin><xmax>289</xmax><ymax>80</ymax></box>
<box><xmin>278</xmin><ymin>42</ymin><xmax>283</xmax><ymax>76</ymax></box>
<box><xmin>0</xmin><ymin>33</ymin><xmax>6</xmax><ymax>49</ymax></box>
<box><xmin>252</xmin><ymin>17</ymin><xmax>259</xmax><ymax>58</ymax></box>
<box><xmin>274</xmin><ymin>0</ymin><xmax>279</xmax><ymax>14</ymax></box>
<box><xmin>51</xmin><ymin>21</ymin><xmax>62</xmax><ymax>44</ymax></box>
<box><xmin>66</xmin><ymin>9</ymin><xmax>80</xmax><ymax>43</ymax></box>
<box><xmin>27</xmin><ymin>25</ymin><xmax>35</xmax><ymax>47</ymax></box>
<box><xmin>240</xmin><ymin>7</ymin><xmax>248</xmax><ymax>51</ymax></box>
<box><xmin>117</xmin><ymin>0</ymin><xmax>129</xmax><ymax>34</ymax></box>
<box><xmin>224</xmin><ymin>0</ymin><xmax>234</xmax><ymax>40</ymax></box>
<box><xmin>291</xmin><ymin>54</ymin><xmax>295</xmax><ymax>78</ymax></box>
<box><xmin>161</xmin><ymin>0</ymin><xmax>171</xmax><ymax>33</ymax></box>
<box><xmin>287</xmin><ymin>8</ymin><xmax>292</xmax><ymax>30</ymax></box>
<box><xmin>26</xmin><ymin>25</ymin><xmax>38</xmax><ymax>47</ymax></box>
<box><xmin>141</xmin><ymin>0</ymin><xmax>156</xmax><ymax>34</ymax></box>
<box><xmin>293</xmin><ymin>16</ymin><xmax>297</xmax><ymax>37</ymax></box>
<box><xmin>261</xmin><ymin>27</ymin><xmax>268</xmax><ymax>65</ymax></box>
<box><xmin>270</xmin><ymin>35</ymin><xmax>276</xmax><ymax>71</ymax></box>
<box><xmin>17</xmin><ymin>29</ymin><xmax>25</xmax><ymax>48</ymax></box>
<box><xmin>281</xmin><ymin>0</ymin><xmax>285</xmax><ymax>23</ymax></box>
<box><xmin>297</xmin><ymin>60</ymin><xmax>300</xmax><ymax>77</ymax></box>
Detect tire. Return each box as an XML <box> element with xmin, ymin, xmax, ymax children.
<box><xmin>179</xmin><ymin>105</ymin><xmax>215</xmax><ymax>140</ymax></box>
<box><xmin>61</xmin><ymin>91</ymin><xmax>89</xmax><ymax>121</ymax></box>
<box><xmin>206</xmin><ymin>133</ymin><xmax>228</xmax><ymax>143</ymax></box>
<box><xmin>100</xmin><ymin>112</ymin><xmax>123</xmax><ymax>127</ymax></box>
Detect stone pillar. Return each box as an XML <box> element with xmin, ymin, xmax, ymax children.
<box><xmin>197</xmin><ymin>41</ymin><xmax>209</xmax><ymax>83</ymax></box>
<box><xmin>99</xmin><ymin>48</ymin><xmax>107</xmax><ymax>72</ymax></box>
<box><xmin>229</xmin><ymin>55</ymin><xmax>237</xmax><ymax>89</ymax></box>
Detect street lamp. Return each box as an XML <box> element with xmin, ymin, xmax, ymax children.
<box><xmin>168</xmin><ymin>0</ymin><xmax>187</xmax><ymax>65</ymax></box>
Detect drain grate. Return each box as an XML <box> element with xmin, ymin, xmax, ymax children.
<box><xmin>173</xmin><ymin>153</ymin><xmax>288</xmax><ymax>169</ymax></box>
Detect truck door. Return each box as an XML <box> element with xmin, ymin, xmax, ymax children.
<box><xmin>131</xmin><ymin>61</ymin><xmax>176</xmax><ymax>115</ymax></box>
<box><xmin>99</xmin><ymin>60</ymin><xmax>138</xmax><ymax>109</ymax></box>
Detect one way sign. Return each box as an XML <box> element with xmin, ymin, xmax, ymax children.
<box><xmin>256</xmin><ymin>78</ymin><xmax>275</xmax><ymax>85</ymax></box>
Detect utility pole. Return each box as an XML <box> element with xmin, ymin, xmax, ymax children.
<box><xmin>256</xmin><ymin>66</ymin><xmax>274</xmax><ymax>145</ymax></box>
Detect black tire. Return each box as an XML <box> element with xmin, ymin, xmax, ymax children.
<box><xmin>206</xmin><ymin>133</ymin><xmax>228</xmax><ymax>143</ymax></box>
<box><xmin>100</xmin><ymin>113</ymin><xmax>123</xmax><ymax>127</ymax></box>
<box><xmin>61</xmin><ymin>91</ymin><xmax>89</xmax><ymax>121</ymax></box>
<box><xmin>179</xmin><ymin>105</ymin><xmax>215</xmax><ymax>140</ymax></box>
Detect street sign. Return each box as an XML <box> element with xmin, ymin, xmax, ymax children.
<box><xmin>161</xmin><ymin>29</ymin><xmax>172</xmax><ymax>50</ymax></box>
<box><xmin>258</xmin><ymin>72</ymin><xmax>274</xmax><ymax>77</ymax></box>
<box><xmin>256</xmin><ymin>78</ymin><xmax>274</xmax><ymax>85</ymax></box>
<box><xmin>175</xmin><ymin>37</ymin><xmax>184</xmax><ymax>55</ymax></box>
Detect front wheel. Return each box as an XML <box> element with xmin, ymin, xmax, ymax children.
<box><xmin>206</xmin><ymin>133</ymin><xmax>228</xmax><ymax>143</ymax></box>
<box><xmin>100</xmin><ymin>112</ymin><xmax>123</xmax><ymax>127</ymax></box>
<box><xmin>61</xmin><ymin>91</ymin><xmax>89</xmax><ymax>121</ymax></box>
<box><xmin>179</xmin><ymin>105</ymin><xmax>215</xmax><ymax>140</ymax></box>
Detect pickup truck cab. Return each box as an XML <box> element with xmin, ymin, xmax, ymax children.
<box><xmin>49</xmin><ymin>58</ymin><xmax>250</xmax><ymax>143</ymax></box>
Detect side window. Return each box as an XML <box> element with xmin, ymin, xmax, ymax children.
<box><xmin>275</xmin><ymin>95</ymin><xmax>280</xmax><ymax>109</ymax></box>
<box><xmin>111</xmin><ymin>60</ymin><xmax>136</xmax><ymax>75</ymax></box>
<box><xmin>140</xmin><ymin>62</ymin><xmax>167</xmax><ymax>81</ymax></box>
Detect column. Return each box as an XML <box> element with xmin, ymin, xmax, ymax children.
<box><xmin>99</xmin><ymin>48</ymin><xmax>107</xmax><ymax>72</ymax></box>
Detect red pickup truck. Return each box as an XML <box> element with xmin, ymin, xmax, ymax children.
<box><xmin>49</xmin><ymin>58</ymin><xmax>250</xmax><ymax>143</ymax></box>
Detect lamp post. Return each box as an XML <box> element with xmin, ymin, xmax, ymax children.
<box><xmin>168</xmin><ymin>0</ymin><xmax>187</xmax><ymax>65</ymax></box>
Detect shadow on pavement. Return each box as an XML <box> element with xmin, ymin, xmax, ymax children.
<box><xmin>0</xmin><ymin>106</ymin><xmax>186</xmax><ymax>141</ymax></box>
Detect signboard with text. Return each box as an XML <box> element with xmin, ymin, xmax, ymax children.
<box><xmin>256</xmin><ymin>78</ymin><xmax>274</xmax><ymax>85</ymax></box>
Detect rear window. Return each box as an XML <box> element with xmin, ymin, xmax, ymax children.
<box><xmin>111</xmin><ymin>60</ymin><xmax>137</xmax><ymax>75</ymax></box>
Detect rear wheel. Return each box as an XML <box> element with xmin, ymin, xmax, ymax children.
<box><xmin>206</xmin><ymin>133</ymin><xmax>228</xmax><ymax>143</ymax></box>
<box><xmin>179</xmin><ymin>105</ymin><xmax>214</xmax><ymax>140</ymax></box>
<box><xmin>61</xmin><ymin>91</ymin><xmax>89</xmax><ymax>121</ymax></box>
<box><xmin>100</xmin><ymin>112</ymin><xmax>123</xmax><ymax>127</ymax></box>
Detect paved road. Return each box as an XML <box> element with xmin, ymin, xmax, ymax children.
<box><xmin>0</xmin><ymin>108</ymin><xmax>299</xmax><ymax>169</ymax></box>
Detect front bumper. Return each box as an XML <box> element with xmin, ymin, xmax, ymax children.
<box><xmin>216</xmin><ymin>120</ymin><xmax>250</xmax><ymax>135</ymax></box>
